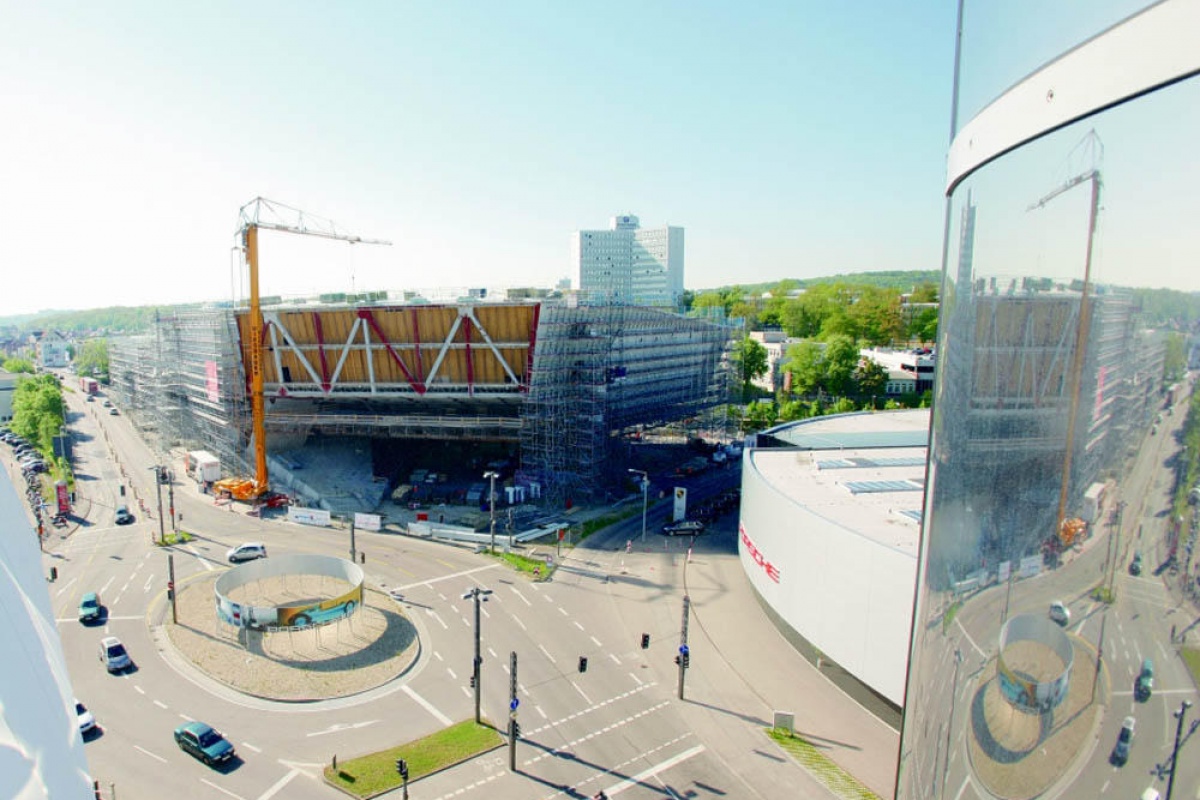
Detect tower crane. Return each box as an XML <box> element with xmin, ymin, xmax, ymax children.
<box><xmin>213</xmin><ymin>198</ymin><xmax>391</xmax><ymax>502</ymax></box>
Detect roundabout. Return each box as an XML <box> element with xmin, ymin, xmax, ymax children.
<box><xmin>162</xmin><ymin>557</ymin><xmax>420</xmax><ymax>701</ymax></box>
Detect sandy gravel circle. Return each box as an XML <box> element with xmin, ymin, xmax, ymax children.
<box><xmin>164</xmin><ymin>572</ymin><xmax>418</xmax><ymax>701</ymax></box>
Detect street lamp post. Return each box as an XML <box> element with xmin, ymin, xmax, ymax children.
<box><xmin>462</xmin><ymin>586</ymin><xmax>493</xmax><ymax>724</ymax></box>
<box><xmin>628</xmin><ymin>469</ymin><xmax>648</xmax><ymax>542</ymax></box>
<box><xmin>484</xmin><ymin>471</ymin><xmax>499</xmax><ymax>554</ymax></box>
<box><xmin>149</xmin><ymin>466</ymin><xmax>165</xmax><ymax>544</ymax></box>
<box><xmin>1166</xmin><ymin>699</ymin><xmax>1193</xmax><ymax>800</ymax></box>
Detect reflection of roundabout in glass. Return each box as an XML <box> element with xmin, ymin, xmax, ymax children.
<box><xmin>214</xmin><ymin>554</ymin><xmax>364</xmax><ymax>631</ymax></box>
<box><xmin>965</xmin><ymin>614</ymin><xmax>1106</xmax><ymax>800</ymax></box>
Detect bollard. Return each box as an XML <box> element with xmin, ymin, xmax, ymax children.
<box><xmin>360</xmin><ymin>552</ymin><xmax>365</xmax><ymax>564</ymax></box>
<box><xmin>50</xmin><ymin>566</ymin><xmax>58</xmax><ymax>582</ymax></box>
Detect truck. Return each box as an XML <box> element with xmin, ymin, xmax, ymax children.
<box><xmin>184</xmin><ymin>450</ymin><xmax>221</xmax><ymax>483</ymax></box>
<box><xmin>79</xmin><ymin>377</ymin><xmax>98</xmax><ymax>395</ymax></box>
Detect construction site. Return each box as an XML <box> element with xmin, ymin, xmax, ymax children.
<box><xmin>107</xmin><ymin>201</ymin><xmax>736</xmax><ymax>519</ymax></box>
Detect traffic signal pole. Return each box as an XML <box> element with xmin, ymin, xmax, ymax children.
<box><xmin>168</xmin><ymin>554</ymin><xmax>177</xmax><ymax>624</ymax></box>
<box><xmin>677</xmin><ymin>595</ymin><xmax>690</xmax><ymax>700</ymax></box>
<box><xmin>509</xmin><ymin>651</ymin><xmax>519</xmax><ymax>771</ymax></box>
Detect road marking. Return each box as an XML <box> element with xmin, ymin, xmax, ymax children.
<box><xmin>601</xmin><ymin>745</ymin><xmax>705</xmax><ymax>796</ymax></box>
<box><xmin>543</xmin><ymin>594</ymin><xmax>554</xmax><ymax>603</ymax></box>
<box><xmin>572</xmin><ymin>682</ymin><xmax>593</xmax><ymax>706</ymax></box>
<box><xmin>135</xmin><ymin>685</ymin><xmax>146</xmax><ymax>695</ymax></box>
<box><xmin>461</xmin><ymin>686</ymin><xmax>472</xmax><ymax>698</ymax></box>
<box><xmin>241</xmin><ymin>742</ymin><xmax>262</xmax><ymax>753</ymax></box>
<box><xmin>573</xmin><ymin>620</ymin><xmax>584</xmax><ymax>630</ymax></box>
<box><xmin>480</xmin><ymin>606</ymin><xmax>491</xmax><ymax>618</ymax></box>
<box><xmin>954</xmin><ymin>775</ymin><xmax>971</xmax><ymax>800</ymax></box>
<box><xmin>558</xmin><ymin>606</ymin><xmax>569</xmax><ymax>616</ymax></box>
<box><xmin>100</xmin><ymin>576</ymin><xmax>115</xmax><ymax>594</ymax></box>
<box><xmin>403</xmin><ymin>685</ymin><xmax>452</xmax><ymax>726</ymax></box>
<box><xmin>256</xmin><ymin>768</ymin><xmax>299</xmax><ymax>800</ymax></box>
<box><xmin>427</xmin><ymin>609</ymin><xmax>448</xmax><ymax>629</ymax></box>
<box><xmin>153</xmin><ymin>700</ymin><xmax>168</xmax><ymax>709</ymax></box>
<box><xmin>448</xmin><ymin>668</ymin><xmax>458</xmax><ymax>680</ymax></box>
<box><xmin>54</xmin><ymin>577</ymin><xmax>78</xmax><ymax>597</ymax></box>
<box><xmin>512</xmin><ymin>615</ymin><xmax>527</xmax><ymax>631</ymax></box>
<box><xmin>502</xmin><ymin>663</ymin><xmax>510</xmax><ymax>675</ymax></box>
<box><xmin>134</xmin><ymin>744</ymin><xmax>167</xmax><ymax>763</ymax></box>
<box><xmin>590</xmin><ymin>635</ymin><xmax>602</xmax><ymax>647</ymax></box>
<box><xmin>306</xmin><ymin>720</ymin><xmax>379</xmax><ymax>737</ymax></box>
<box><xmin>955</xmin><ymin>617</ymin><xmax>986</xmax><ymax>659</ymax></box>
<box><xmin>608</xmin><ymin>653</ymin><xmax>621</xmax><ymax>665</ymax></box>
<box><xmin>488</xmin><ymin>647</ymin><xmax>498</xmax><ymax>659</ymax></box>
<box><xmin>536</xmin><ymin>705</ymin><xmax>547</xmax><ymax>719</ymax></box>
<box><xmin>396</xmin><ymin>564</ymin><xmax>499</xmax><ymax>592</ymax></box>
<box><xmin>511</xmin><ymin>588</ymin><xmax>532</xmax><ymax>606</ymax></box>
<box><xmin>183</xmin><ymin>544</ymin><xmax>216</xmax><ymax>571</ymax></box>
<box><xmin>538</xmin><ymin>644</ymin><xmax>557</xmax><ymax>664</ymax></box>
<box><xmin>461</xmin><ymin>616</ymin><xmax>470</xmax><ymax>627</ymax></box>
<box><xmin>434</xmin><ymin>650</ymin><xmax>444</xmax><ymax>661</ymax></box>
<box><xmin>200</xmin><ymin>778</ymin><xmax>246</xmax><ymax>800</ymax></box>
<box><xmin>144</xmin><ymin>574</ymin><xmax>155</xmax><ymax>592</ymax></box>
<box><xmin>629</xmin><ymin>672</ymin><xmax>643</xmax><ymax>686</ymax></box>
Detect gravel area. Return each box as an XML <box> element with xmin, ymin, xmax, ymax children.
<box><xmin>164</xmin><ymin>572</ymin><xmax>418</xmax><ymax>701</ymax></box>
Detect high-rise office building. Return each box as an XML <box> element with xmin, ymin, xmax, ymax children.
<box><xmin>572</xmin><ymin>214</ymin><xmax>684</xmax><ymax>307</ymax></box>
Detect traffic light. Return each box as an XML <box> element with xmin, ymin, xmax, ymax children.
<box><xmin>119</xmin><ymin>485</ymin><xmax>125</xmax><ymax>497</ymax></box>
<box><xmin>578</xmin><ymin>656</ymin><xmax>588</xmax><ymax>673</ymax></box>
<box><xmin>395</xmin><ymin>758</ymin><xmax>408</xmax><ymax>780</ymax></box>
<box><xmin>682</xmin><ymin>652</ymin><xmax>690</xmax><ymax>668</ymax></box>
<box><xmin>512</xmin><ymin>720</ymin><xmax>521</xmax><ymax>739</ymax></box>
<box><xmin>640</xmin><ymin>633</ymin><xmax>650</xmax><ymax>649</ymax></box>
<box><xmin>470</xmin><ymin>674</ymin><xmax>476</xmax><ymax>689</ymax></box>
<box><xmin>674</xmin><ymin>655</ymin><xmax>681</xmax><ymax>666</ymax></box>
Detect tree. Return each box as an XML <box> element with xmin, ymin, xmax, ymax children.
<box><xmin>3</xmin><ymin>357</ymin><xmax>35</xmax><ymax>374</ymax></box>
<box><xmin>909</xmin><ymin>282</ymin><xmax>939</xmax><ymax>303</ymax></box>
<box><xmin>781</xmin><ymin>341</ymin><xmax>825</xmax><ymax>395</ymax></box>
<box><xmin>75</xmin><ymin>338</ymin><xmax>109</xmax><ymax>378</ymax></box>
<box><xmin>909</xmin><ymin>308</ymin><xmax>939</xmax><ymax>345</ymax></box>
<box><xmin>822</xmin><ymin>335</ymin><xmax>860</xmax><ymax>396</ymax></box>
<box><xmin>853</xmin><ymin>357</ymin><xmax>888</xmax><ymax>399</ymax></box>
<box><xmin>742</xmin><ymin>401</ymin><xmax>778</xmax><ymax>433</ymax></box>
<box><xmin>732</xmin><ymin>336</ymin><xmax>769</xmax><ymax>400</ymax></box>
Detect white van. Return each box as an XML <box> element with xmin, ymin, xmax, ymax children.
<box><xmin>227</xmin><ymin>542</ymin><xmax>267</xmax><ymax>563</ymax></box>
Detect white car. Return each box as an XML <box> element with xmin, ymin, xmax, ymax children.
<box><xmin>1048</xmin><ymin>601</ymin><xmax>1071</xmax><ymax>626</ymax></box>
<box><xmin>99</xmin><ymin>636</ymin><xmax>132</xmax><ymax>673</ymax></box>
<box><xmin>227</xmin><ymin>542</ymin><xmax>267</xmax><ymax>563</ymax></box>
<box><xmin>75</xmin><ymin>699</ymin><xmax>96</xmax><ymax>735</ymax></box>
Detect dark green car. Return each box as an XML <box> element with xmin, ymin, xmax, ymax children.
<box><xmin>78</xmin><ymin>592</ymin><xmax>101</xmax><ymax>624</ymax></box>
<box><xmin>174</xmin><ymin>721</ymin><xmax>235</xmax><ymax>766</ymax></box>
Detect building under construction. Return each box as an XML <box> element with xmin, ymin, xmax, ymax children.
<box><xmin>109</xmin><ymin>300</ymin><xmax>734</xmax><ymax>508</ymax></box>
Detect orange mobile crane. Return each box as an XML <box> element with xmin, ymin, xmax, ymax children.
<box><xmin>212</xmin><ymin>198</ymin><xmax>391</xmax><ymax>502</ymax></box>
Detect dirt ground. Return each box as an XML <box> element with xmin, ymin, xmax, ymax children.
<box><xmin>164</xmin><ymin>573</ymin><xmax>418</xmax><ymax>701</ymax></box>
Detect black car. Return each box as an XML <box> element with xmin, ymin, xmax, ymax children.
<box><xmin>114</xmin><ymin>505</ymin><xmax>134</xmax><ymax>525</ymax></box>
<box><xmin>1129</xmin><ymin>552</ymin><xmax>1143</xmax><ymax>575</ymax></box>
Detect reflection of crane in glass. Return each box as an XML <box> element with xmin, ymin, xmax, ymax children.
<box><xmin>214</xmin><ymin>198</ymin><xmax>391</xmax><ymax>501</ymax></box>
<box><xmin>1026</xmin><ymin>132</ymin><xmax>1103</xmax><ymax>558</ymax></box>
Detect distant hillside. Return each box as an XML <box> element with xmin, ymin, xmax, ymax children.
<box><xmin>698</xmin><ymin>271</ymin><xmax>942</xmax><ymax>296</ymax></box>
<box><xmin>0</xmin><ymin>305</ymin><xmax>182</xmax><ymax>335</ymax></box>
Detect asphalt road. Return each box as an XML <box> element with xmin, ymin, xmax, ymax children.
<box><xmin>40</xmin><ymin>389</ymin><xmax>891</xmax><ymax>800</ymax></box>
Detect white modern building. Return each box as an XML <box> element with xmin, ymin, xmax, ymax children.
<box><xmin>0</xmin><ymin>470</ymin><xmax>94</xmax><ymax>798</ymax></box>
<box><xmin>739</xmin><ymin>409</ymin><xmax>929</xmax><ymax>709</ymax></box>
<box><xmin>572</xmin><ymin>214</ymin><xmax>684</xmax><ymax>307</ymax></box>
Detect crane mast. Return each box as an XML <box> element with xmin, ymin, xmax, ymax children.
<box><xmin>214</xmin><ymin>198</ymin><xmax>391</xmax><ymax>502</ymax></box>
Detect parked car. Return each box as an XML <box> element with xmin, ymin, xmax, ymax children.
<box><xmin>98</xmin><ymin>636</ymin><xmax>132</xmax><ymax>673</ymax></box>
<box><xmin>174</xmin><ymin>721</ymin><xmax>235</xmax><ymax>766</ymax></box>
<box><xmin>114</xmin><ymin>505</ymin><xmax>134</xmax><ymax>525</ymax></box>
<box><xmin>108</xmin><ymin>407</ymin><xmax>118</xmax><ymax>416</ymax></box>
<box><xmin>227</xmin><ymin>542</ymin><xmax>268</xmax><ymax>563</ymax></box>
<box><xmin>78</xmin><ymin>592</ymin><xmax>102</xmax><ymax>623</ymax></box>
<box><xmin>662</xmin><ymin>519</ymin><xmax>706</xmax><ymax>536</ymax></box>
<box><xmin>1048</xmin><ymin>601</ymin><xmax>1071</xmax><ymax>626</ymax></box>
<box><xmin>1110</xmin><ymin>716</ymin><xmax>1135</xmax><ymax>765</ymax></box>
<box><xmin>1135</xmin><ymin>659</ymin><xmax>1154</xmax><ymax>701</ymax></box>
<box><xmin>1129</xmin><ymin>552</ymin><xmax>1143</xmax><ymax>575</ymax></box>
<box><xmin>75</xmin><ymin>699</ymin><xmax>97</xmax><ymax>735</ymax></box>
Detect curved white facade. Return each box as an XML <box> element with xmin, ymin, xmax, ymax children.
<box><xmin>738</xmin><ymin>411</ymin><xmax>926</xmax><ymax>707</ymax></box>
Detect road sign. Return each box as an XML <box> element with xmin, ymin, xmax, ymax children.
<box><xmin>510</xmin><ymin>698</ymin><xmax>520</xmax><ymax>711</ymax></box>
<box><xmin>679</xmin><ymin>644</ymin><xmax>689</xmax><ymax>655</ymax></box>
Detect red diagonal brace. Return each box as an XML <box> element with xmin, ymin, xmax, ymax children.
<box><xmin>357</xmin><ymin>308</ymin><xmax>426</xmax><ymax>394</ymax></box>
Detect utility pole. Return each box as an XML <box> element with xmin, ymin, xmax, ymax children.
<box><xmin>349</xmin><ymin>517</ymin><xmax>357</xmax><ymax>564</ymax></box>
<box><xmin>151</xmin><ymin>466</ymin><xmax>165</xmax><ymax>544</ymax></box>
<box><xmin>508</xmin><ymin>650</ymin><xmax>519</xmax><ymax>771</ymax></box>
<box><xmin>463</xmin><ymin>587</ymin><xmax>492</xmax><ymax>724</ymax></box>
<box><xmin>677</xmin><ymin>595</ymin><xmax>690</xmax><ymax>700</ymax></box>
<box><xmin>168</xmin><ymin>478</ymin><xmax>176</xmax><ymax>532</ymax></box>
<box><xmin>484</xmin><ymin>471</ymin><xmax>499</xmax><ymax>553</ymax></box>
<box><xmin>168</xmin><ymin>554</ymin><xmax>177</xmax><ymax>625</ymax></box>
<box><xmin>1166</xmin><ymin>699</ymin><xmax>1193</xmax><ymax>800</ymax></box>
<box><xmin>628</xmin><ymin>469</ymin><xmax>649</xmax><ymax>542</ymax></box>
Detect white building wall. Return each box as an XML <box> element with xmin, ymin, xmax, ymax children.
<box><xmin>0</xmin><ymin>471</ymin><xmax>93</xmax><ymax>799</ymax></box>
<box><xmin>739</xmin><ymin>450</ymin><xmax>917</xmax><ymax>706</ymax></box>
<box><xmin>575</xmin><ymin>215</ymin><xmax>683</xmax><ymax>307</ymax></box>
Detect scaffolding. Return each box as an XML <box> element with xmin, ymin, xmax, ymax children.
<box><xmin>519</xmin><ymin>304</ymin><xmax>735</xmax><ymax>505</ymax></box>
<box><xmin>111</xmin><ymin>301</ymin><xmax>735</xmax><ymax>506</ymax></box>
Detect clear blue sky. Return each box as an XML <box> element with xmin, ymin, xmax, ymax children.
<box><xmin>0</xmin><ymin>1</ymin><xmax>960</xmax><ymax>317</ymax></box>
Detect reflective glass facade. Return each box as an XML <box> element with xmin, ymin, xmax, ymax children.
<box><xmin>897</xmin><ymin>3</ymin><xmax>1200</xmax><ymax>798</ymax></box>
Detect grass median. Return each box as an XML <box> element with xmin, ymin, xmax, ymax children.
<box><xmin>324</xmin><ymin>720</ymin><xmax>503</xmax><ymax>798</ymax></box>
